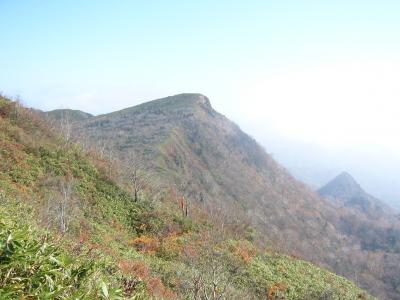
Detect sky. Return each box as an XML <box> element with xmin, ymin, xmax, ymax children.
<box><xmin>1</xmin><ymin>1</ymin><xmax>400</xmax><ymax>206</ymax></box>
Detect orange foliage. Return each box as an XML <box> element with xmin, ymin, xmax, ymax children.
<box><xmin>267</xmin><ymin>282</ymin><xmax>287</xmax><ymax>300</ymax></box>
<box><xmin>232</xmin><ymin>241</ymin><xmax>257</xmax><ymax>264</ymax></box>
<box><xmin>161</xmin><ymin>234</ymin><xmax>184</xmax><ymax>257</ymax></box>
<box><xmin>117</xmin><ymin>260</ymin><xmax>176</xmax><ymax>298</ymax></box>
<box><xmin>129</xmin><ymin>236</ymin><xmax>159</xmax><ymax>254</ymax></box>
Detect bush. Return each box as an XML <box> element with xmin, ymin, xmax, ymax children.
<box><xmin>0</xmin><ymin>213</ymin><xmax>92</xmax><ymax>298</ymax></box>
<box><xmin>0</xmin><ymin>205</ymin><xmax>126</xmax><ymax>299</ymax></box>
<box><xmin>129</xmin><ymin>236</ymin><xmax>159</xmax><ymax>254</ymax></box>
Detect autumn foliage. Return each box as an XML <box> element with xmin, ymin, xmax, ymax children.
<box><xmin>117</xmin><ymin>260</ymin><xmax>176</xmax><ymax>299</ymax></box>
<box><xmin>230</xmin><ymin>240</ymin><xmax>257</xmax><ymax>264</ymax></box>
<box><xmin>268</xmin><ymin>282</ymin><xmax>287</xmax><ymax>300</ymax></box>
<box><xmin>118</xmin><ymin>260</ymin><xmax>150</xmax><ymax>279</ymax></box>
<box><xmin>129</xmin><ymin>235</ymin><xmax>160</xmax><ymax>254</ymax></box>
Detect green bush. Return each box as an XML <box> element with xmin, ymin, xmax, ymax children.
<box><xmin>0</xmin><ymin>205</ymin><xmax>126</xmax><ymax>300</ymax></box>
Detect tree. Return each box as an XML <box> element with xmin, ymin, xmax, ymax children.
<box><xmin>105</xmin><ymin>142</ymin><xmax>115</xmax><ymax>178</ymax></box>
<box><xmin>171</xmin><ymin>187</ymin><xmax>190</xmax><ymax>218</ymax></box>
<box><xmin>181</xmin><ymin>230</ymin><xmax>246</xmax><ymax>300</ymax></box>
<box><xmin>127</xmin><ymin>152</ymin><xmax>150</xmax><ymax>201</ymax></box>
<box><xmin>60</xmin><ymin>110</ymin><xmax>72</xmax><ymax>145</ymax></box>
<box><xmin>43</xmin><ymin>177</ymin><xmax>78</xmax><ymax>234</ymax></box>
<box><xmin>58</xmin><ymin>180</ymin><xmax>74</xmax><ymax>233</ymax></box>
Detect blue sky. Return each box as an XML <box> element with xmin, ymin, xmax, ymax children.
<box><xmin>1</xmin><ymin>1</ymin><xmax>400</xmax><ymax>205</ymax></box>
<box><xmin>2</xmin><ymin>1</ymin><xmax>400</xmax><ymax>114</ymax></box>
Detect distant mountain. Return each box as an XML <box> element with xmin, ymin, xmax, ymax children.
<box><xmin>318</xmin><ymin>172</ymin><xmax>392</xmax><ymax>218</ymax></box>
<box><xmin>57</xmin><ymin>93</ymin><xmax>400</xmax><ymax>299</ymax></box>
<box><xmin>254</xmin><ymin>133</ymin><xmax>400</xmax><ymax>212</ymax></box>
<box><xmin>45</xmin><ymin>108</ymin><xmax>93</xmax><ymax>122</ymax></box>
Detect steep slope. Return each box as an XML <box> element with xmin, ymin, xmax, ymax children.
<box><xmin>72</xmin><ymin>94</ymin><xmax>339</xmax><ymax>254</ymax></box>
<box><xmin>0</xmin><ymin>96</ymin><xmax>374</xmax><ymax>299</ymax></box>
<box><xmin>67</xmin><ymin>93</ymin><xmax>399</xmax><ymax>299</ymax></box>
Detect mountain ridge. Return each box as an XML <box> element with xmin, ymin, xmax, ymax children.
<box><xmin>0</xmin><ymin>94</ymin><xmax>376</xmax><ymax>299</ymax></box>
<box><xmin>54</xmin><ymin>93</ymin><xmax>400</xmax><ymax>299</ymax></box>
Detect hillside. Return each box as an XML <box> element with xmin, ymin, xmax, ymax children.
<box><xmin>0</xmin><ymin>98</ymin><xmax>375</xmax><ymax>298</ymax></box>
<box><xmin>54</xmin><ymin>93</ymin><xmax>400</xmax><ymax>299</ymax></box>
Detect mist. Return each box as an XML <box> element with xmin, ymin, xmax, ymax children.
<box><xmin>217</xmin><ymin>60</ymin><xmax>400</xmax><ymax>209</ymax></box>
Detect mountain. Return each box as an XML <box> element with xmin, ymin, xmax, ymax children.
<box><xmin>318</xmin><ymin>172</ymin><xmax>392</xmax><ymax>218</ymax></box>
<box><xmin>318</xmin><ymin>171</ymin><xmax>400</xmax><ymax>257</ymax></box>
<box><xmin>71</xmin><ymin>93</ymin><xmax>343</xmax><ymax>258</ymax></box>
<box><xmin>62</xmin><ymin>93</ymin><xmax>400</xmax><ymax>299</ymax></box>
<box><xmin>45</xmin><ymin>108</ymin><xmax>93</xmax><ymax>122</ymax></box>
<box><xmin>254</xmin><ymin>127</ymin><xmax>400</xmax><ymax>212</ymax></box>
<box><xmin>0</xmin><ymin>96</ymin><xmax>375</xmax><ymax>298</ymax></box>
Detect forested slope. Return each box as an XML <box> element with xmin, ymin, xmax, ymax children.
<box><xmin>0</xmin><ymin>96</ymin><xmax>374</xmax><ymax>299</ymax></box>
<box><xmin>56</xmin><ymin>93</ymin><xmax>400</xmax><ymax>299</ymax></box>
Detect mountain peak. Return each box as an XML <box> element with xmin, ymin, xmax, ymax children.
<box><xmin>109</xmin><ymin>93</ymin><xmax>213</xmax><ymax>118</ymax></box>
<box><xmin>318</xmin><ymin>172</ymin><xmax>393</xmax><ymax>218</ymax></box>
<box><xmin>335</xmin><ymin>171</ymin><xmax>359</xmax><ymax>186</ymax></box>
<box><xmin>161</xmin><ymin>93</ymin><xmax>212</xmax><ymax>110</ymax></box>
<box><xmin>318</xmin><ymin>171</ymin><xmax>364</xmax><ymax>200</ymax></box>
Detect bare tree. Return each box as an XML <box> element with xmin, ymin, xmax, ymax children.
<box><xmin>59</xmin><ymin>180</ymin><xmax>74</xmax><ymax>233</ymax></box>
<box><xmin>105</xmin><ymin>142</ymin><xmax>115</xmax><ymax>178</ymax></box>
<box><xmin>95</xmin><ymin>139</ymin><xmax>108</xmax><ymax>157</ymax></box>
<box><xmin>127</xmin><ymin>152</ymin><xmax>150</xmax><ymax>201</ymax></box>
<box><xmin>170</xmin><ymin>186</ymin><xmax>190</xmax><ymax>218</ymax></box>
<box><xmin>185</xmin><ymin>244</ymin><xmax>237</xmax><ymax>300</ymax></box>
<box><xmin>60</xmin><ymin>111</ymin><xmax>72</xmax><ymax>145</ymax></box>
<box><xmin>180</xmin><ymin>227</ymin><xmax>246</xmax><ymax>300</ymax></box>
<box><xmin>44</xmin><ymin>178</ymin><xmax>78</xmax><ymax>234</ymax></box>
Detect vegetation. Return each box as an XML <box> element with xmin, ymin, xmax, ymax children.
<box><xmin>61</xmin><ymin>93</ymin><xmax>400</xmax><ymax>299</ymax></box>
<box><xmin>0</xmin><ymin>200</ymin><xmax>112</xmax><ymax>299</ymax></box>
<box><xmin>0</xmin><ymin>95</ymin><xmax>375</xmax><ymax>299</ymax></box>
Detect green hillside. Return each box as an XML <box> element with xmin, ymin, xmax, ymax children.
<box><xmin>0</xmin><ymin>97</ymin><xmax>374</xmax><ymax>299</ymax></box>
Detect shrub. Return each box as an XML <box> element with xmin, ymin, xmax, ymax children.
<box><xmin>129</xmin><ymin>236</ymin><xmax>159</xmax><ymax>254</ymax></box>
<box><xmin>118</xmin><ymin>260</ymin><xmax>150</xmax><ymax>280</ymax></box>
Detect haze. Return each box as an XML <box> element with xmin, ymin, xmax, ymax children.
<box><xmin>1</xmin><ymin>1</ymin><xmax>399</xmax><ymax>207</ymax></box>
